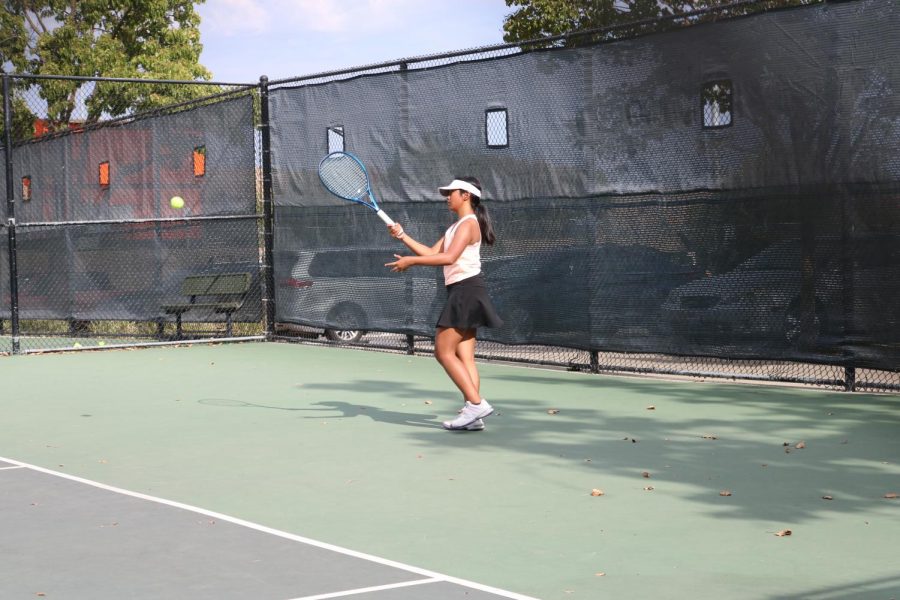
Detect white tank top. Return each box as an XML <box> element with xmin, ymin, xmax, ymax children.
<box><xmin>442</xmin><ymin>214</ymin><xmax>481</xmax><ymax>285</ymax></box>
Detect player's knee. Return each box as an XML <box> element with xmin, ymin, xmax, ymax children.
<box><xmin>435</xmin><ymin>347</ymin><xmax>454</xmax><ymax>366</ymax></box>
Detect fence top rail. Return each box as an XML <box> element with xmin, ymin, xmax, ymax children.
<box><xmin>1</xmin><ymin>0</ymin><xmax>813</xmax><ymax>90</ymax></box>
<box><xmin>4</xmin><ymin>73</ymin><xmax>256</xmax><ymax>88</ymax></box>
<box><xmin>266</xmin><ymin>0</ymin><xmax>800</xmax><ymax>87</ymax></box>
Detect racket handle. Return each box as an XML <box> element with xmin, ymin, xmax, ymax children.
<box><xmin>375</xmin><ymin>209</ymin><xmax>395</xmax><ymax>226</ymax></box>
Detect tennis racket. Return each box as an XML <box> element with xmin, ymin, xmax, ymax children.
<box><xmin>318</xmin><ymin>152</ymin><xmax>395</xmax><ymax>225</ymax></box>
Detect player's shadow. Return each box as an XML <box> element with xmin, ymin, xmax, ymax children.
<box><xmin>198</xmin><ymin>398</ymin><xmax>441</xmax><ymax>429</ymax></box>
<box><xmin>302</xmin><ymin>400</ymin><xmax>441</xmax><ymax>429</ymax></box>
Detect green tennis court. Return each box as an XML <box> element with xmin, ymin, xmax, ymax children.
<box><xmin>1</xmin><ymin>342</ymin><xmax>898</xmax><ymax>599</ymax></box>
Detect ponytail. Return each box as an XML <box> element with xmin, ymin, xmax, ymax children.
<box><xmin>472</xmin><ymin>198</ymin><xmax>496</xmax><ymax>246</ymax></box>
<box><xmin>458</xmin><ymin>176</ymin><xmax>496</xmax><ymax>246</ymax></box>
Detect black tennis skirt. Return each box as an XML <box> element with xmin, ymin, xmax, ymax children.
<box><xmin>436</xmin><ymin>274</ymin><xmax>504</xmax><ymax>330</ymax></box>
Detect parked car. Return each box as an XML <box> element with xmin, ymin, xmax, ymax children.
<box><xmin>275</xmin><ymin>247</ymin><xmax>442</xmax><ymax>343</ymax></box>
<box><xmin>660</xmin><ymin>239</ymin><xmax>843</xmax><ymax>349</ymax></box>
<box><xmin>484</xmin><ymin>244</ymin><xmax>701</xmax><ymax>346</ymax></box>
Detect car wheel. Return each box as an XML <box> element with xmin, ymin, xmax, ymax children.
<box><xmin>325</xmin><ymin>328</ymin><xmax>365</xmax><ymax>343</ymax></box>
<box><xmin>784</xmin><ymin>298</ymin><xmax>823</xmax><ymax>348</ymax></box>
<box><xmin>325</xmin><ymin>302</ymin><xmax>367</xmax><ymax>343</ymax></box>
<box><xmin>505</xmin><ymin>306</ymin><xmax>535</xmax><ymax>342</ymax></box>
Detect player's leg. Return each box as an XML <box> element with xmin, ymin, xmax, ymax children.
<box><xmin>435</xmin><ymin>326</ymin><xmax>480</xmax><ymax>404</ymax></box>
<box><xmin>455</xmin><ymin>330</ymin><xmax>486</xmax><ymax>430</ymax></box>
<box><xmin>436</xmin><ymin>326</ymin><xmax>493</xmax><ymax>429</ymax></box>
<box><xmin>456</xmin><ymin>329</ymin><xmax>479</xmax><ymax>396</ymax></box>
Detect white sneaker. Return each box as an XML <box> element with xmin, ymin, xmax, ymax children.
<box><xmin>442</xmin><ymin>400</ymin><xmax>493</xmax><ymax>430</ymax></box>
<box><xmin>456</xmin><ymin>404</ymin><xmax>485</xmax><ymax>431</ymax></box>
<box><xmin>465</xmin><ymin>419</ymin><xmax>485</xmax><ymax>431</ymax></box>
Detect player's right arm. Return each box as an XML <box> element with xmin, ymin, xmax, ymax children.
<box><xmin>389</xmin><ymin>224</ymin><xmax>443</xmax><ymax>256</ymax></box>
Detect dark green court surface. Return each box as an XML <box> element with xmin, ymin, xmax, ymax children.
<box><xmin>1</xmin><ymin>342</ymin><xmax>898</xmax><ymax>599</ymax></box>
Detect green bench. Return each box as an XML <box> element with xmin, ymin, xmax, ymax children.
<box><xmin>162</xmin><ymin>272</ymin><xmax>251</xmax><ymax>339</ymax></box>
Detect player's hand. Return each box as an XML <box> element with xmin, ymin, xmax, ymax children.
<box><xmin>386</xmin><ymin>254</ymin><xmax>412</xmax><ymax>272</ymax></box>
<box><xmin>388</xmin><ymin>223</ymin><xmax>405</xmax><ymax>239</ymax></box>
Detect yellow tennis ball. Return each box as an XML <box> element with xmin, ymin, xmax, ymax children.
<box><xmin>170</xmin><ymin>196</ymin><xmax>184</xmax><ymax>209</ymax></box>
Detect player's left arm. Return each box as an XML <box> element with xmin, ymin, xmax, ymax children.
<box><xmin>387</xmin><ymin>219</ymin><xmax>477</xmax><ymax>272</ymax></box>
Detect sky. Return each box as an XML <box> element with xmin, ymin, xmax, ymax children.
<box><xmin>195</xmin><ymin>0</ymin><xmax>514</xmax><ymax>84</ymax></box>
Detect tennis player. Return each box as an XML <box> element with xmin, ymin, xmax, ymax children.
<box><xmin>385</xmin><ymin>177</ymin><xmax>503</xmax><ymax>431</ymax></box>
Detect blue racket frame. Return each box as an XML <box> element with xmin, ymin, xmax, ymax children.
<box><xmin>317</xmin><ymin>151</ymin><xmax>395</xmax><ymax>225</ymax></box>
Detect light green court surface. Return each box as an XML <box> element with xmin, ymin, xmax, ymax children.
<box><xmin>1</xmin><ymin>342</ymin><xmax>898</xmax><ymax>599</ymax></box>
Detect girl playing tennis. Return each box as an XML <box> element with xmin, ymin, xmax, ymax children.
<box><xmin>385</xmin><ymin>177</ymin><xmax>502</xmax><ymax>431</ymax></box>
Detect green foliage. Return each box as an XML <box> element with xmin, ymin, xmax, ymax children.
<box><xmin>0</xmin><ymin>91</ymin><xmax>34</xmax><ymax>142</ymax></box>
<box><xmin>1</xmin><ymin>0</ymin><xmax>216</xmax><ymax>138</ymax></box>
<box><xmin>502</xmin><ymin>0</ymin><xmax>821</xmax><ymax>46</ymax></box>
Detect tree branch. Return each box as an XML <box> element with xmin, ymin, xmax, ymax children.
<box><xmin>22</xmin><ymin>1</ymin><xmax>48</xmax><ymax>36</ymax></box>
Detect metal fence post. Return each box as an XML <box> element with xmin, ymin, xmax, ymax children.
<box><xmin>844</xmin><ymin>366</ymin><xmax>856</xmax><ymax>392</ymax></box>
<box><xmin>259</xmin><ymin>75</ymin><xmax>276</xmax><ymax>340</ymax></box>
<box><xmin>2</xmin><ymin>74</ymin><xmax>20</xmax><ymax>354</ymax></box>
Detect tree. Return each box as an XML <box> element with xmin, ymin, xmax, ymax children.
<box><xmin>1</xmin><ymin>0</ymin><xmax>215</xmax><ymax>139</ymax></box>
<box><xmin>502</xmin><ymin>0</ymin><xmax>820</xmax><ymax>46</ymax></box>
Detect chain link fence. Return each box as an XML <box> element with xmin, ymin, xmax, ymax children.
<box><xmin>265</xmin><ymin>0</ymin><xmax>899</xmax><ymax>393</ymax></box>
<box><xmin>2</xmin><ymin>76</ymin><xmax>265</xmax><ymax>353</ymax></box>
<box><xmin>3</xmin><ymin>1</ymin><xmax>899</xmax><ymax>394</ymax></box>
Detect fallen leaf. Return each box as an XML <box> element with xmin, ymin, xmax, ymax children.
<box><xmin>822</xmin><ymin>495</ymin><xmax>833</xmax><ymax>500</ymax></box>
<box><xmin>547</xmin><ymin>409</ymin><xmax>560</xmax><ymax>415</ymax></box>
<box><xmin>702</xmin><ymin>434</ymin><xmax>718</xmax><ymax>440</ymax></box>
<box><xmin>590</xmin><ymin>488</ymin><xmax>605</xmax><ymax>496</ymax></box>
<box><xmin>775</xmin><ymin>529</ymin><xmax>792</xmax><ymax>537</ymax></box>
<box><xmin>424</xmin><ymin>400</ymin><xmax>433</xmax><ymax>405</ymax></box>
<box><xmin>646</xmin><ymin>405</ymin><xmax>656</xmax><ymax>410</ymax></box>
<box><xmin>885</xmin><ymin>492</ymin><xmax>898</xmax><ymax>499</ymax></box>
<box><xmin>641</xmin><ymin>471</ymin><xmax>650</xmax><ymax>478</ymax></box>
<box><xmin>595</xmin><ymin>572</ymin><xmax>606</xmax><ymax>577</ymax></box>
<box><xmin>795</xmin><ymin>441</ymin><xmax>806</xmax><ymax>449</ymax></box>
<box><xmin>720</xmin><ymin>490</ymin><xmax>732</xmax><ymax>496</ymax></box>
<box><xmin>643</xmin><ymin>486</ymin><xmax>654</xmax><ymax>491</ymax></box>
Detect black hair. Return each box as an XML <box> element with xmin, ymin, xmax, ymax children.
<box><xmin>457</xmin><ymin>176</ymin><xmax>496</xmax><ymax>245</ymax></box>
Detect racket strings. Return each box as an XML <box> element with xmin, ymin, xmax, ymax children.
<box><xmin>320</xmin><ymin>156</ymin><xmax>369</xmax><ymax>201</ymax></box>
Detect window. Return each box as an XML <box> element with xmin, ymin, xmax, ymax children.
<box><xmin>485</xmin><ymin>109</ymin><xmax>508</xmax><ymax>148</ymax></box>
<box><xmin>21</xmin><ymin>176</ymin><xmax>31</xmax><ymax>201</ymax></box>
<box><xmin>702</xmin><ymin>80</ymin><xmax>733</xmax><ymax>128</ymax></box>
<box><xmin>99</xmin><ymin>161</ymin><xmax>110</xmax><ymax>187</ymax></box>
<box><xmin>193</xmin><ymin>146</ymin><xmax>206</xmax><ymax>177</ymax></box>
<box><xmin>327</xmin><ymin>126</ymin><xmax>345</xmax><ymax>153</ymax></box>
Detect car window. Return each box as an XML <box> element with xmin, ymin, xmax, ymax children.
<box><xmin>852</xmin><ymin>236</ymin><xmax>900</xmax><ymax>268</ymax></box>
<box><xmin>737</xmin><ymin>242</ymin><xmax>800</xmax><ymax>271</ymax></box>
<box><xmin>309</xmin><ymin>250</ymin><xmax>391</xmax><ymax>278</ymax></box>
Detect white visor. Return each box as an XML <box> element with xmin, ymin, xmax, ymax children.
<box><xmin>438</xmin><ymin>179</ymin><xmax>481</xmax><ymax>198</ymax></box>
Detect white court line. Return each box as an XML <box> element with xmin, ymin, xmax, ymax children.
<box><xmin>0</xmin><ymin>465</ymin><xmax>26</xmax><ymax>471</ymax></box>
<box><xmin>287</xmin><ymin>577</ymin><xmax>440</xmax><ymax>600</ymax></box>
<box><xmin>0</xmin><ymin>456</ymin><xmax>540</xmax><ymax>600</ymax></box>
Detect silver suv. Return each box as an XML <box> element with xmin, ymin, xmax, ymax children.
<box><xmin>275</xmin><ymin>248</ymin><xmax>442</xmax><ymax>342</ymax></box>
